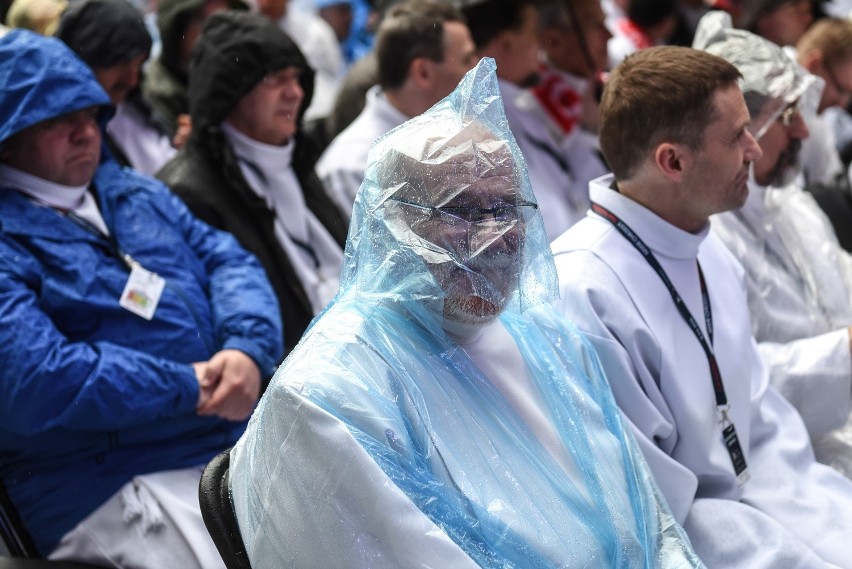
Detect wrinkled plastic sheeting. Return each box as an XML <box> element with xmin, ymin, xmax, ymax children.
<box><xmin>341</xmin><ymin>57</ymin><xmax>557</xmax><ymax>322</ymax></box>
<box><xmin>229</xmin><ymin>58</ymin><xmax>704</xmax><ymax>568</ymax></box>
<box><xmin>693</xmin><ymin>11</ymin><xmax>821</xmax><ymax>141</ymax></box>
<box><xmin>716</xmin><ymin>182</ymin><xmax>852</xmax><ymax>341</ymax></box>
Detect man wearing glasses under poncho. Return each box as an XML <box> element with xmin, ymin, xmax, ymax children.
<box><xmin>227</xmin><ymin>58</ymin><xmax>703</xmax><ymax>569</ymax></box>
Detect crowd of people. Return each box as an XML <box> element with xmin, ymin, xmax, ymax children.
<box><xmin>3</xmin><ymin>0</ymin><xmax>852</xmax><ymax>567</ymax></box>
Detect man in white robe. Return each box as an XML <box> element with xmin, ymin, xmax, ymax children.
<box><xmin>316</xmin><ymin>0</ymin><xmax>476</xmax><ymax>216</ymax></box>
<box><xmin>462</xmin><ymin>0</ymin><xmax>588</xmax><ymax>242</ymax></box>
<box><xmin>694</xmin><ymin>12</ymin><xmax>852</xmax><ymax>477</ymax></box>
<box><xmin>553</xmin><ymin>43</ymin><xmax>852</xmax><ymax>567</ymax></box>
<box><xmin>228</xmin><ymin>58</ymin><xmax>704</xmax><ymax>569</ymax></box>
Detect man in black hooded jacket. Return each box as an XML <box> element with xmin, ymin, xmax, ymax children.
<box><xmin>56</xmin><ymin>0</ymin><xmax>177</xmax><ymax>175</ymax></box>
<box><xmin>158</xmin><ymin>11</ymin><xmax>348</xmax><ymax>358</ymax></box>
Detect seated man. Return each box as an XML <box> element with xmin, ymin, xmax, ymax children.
<box><xmin>158</xmin><ymin>11</ymin><xmax>348</xmax><ymax>357</ymax></box>
<box><xmin>316</xmin><ymin>0</ymin><xmax>477</xmax><ymax>216</ymax></box>
<box><xmin>553</xmin><ymin>44</ymin><xmax>852</xmax><ymax>567</ymax></box>
<box><xmin>142</xmin><ymin>0</ymin><xmax>245</xmax><ymax>140</ymax></box>
<box><xmin>228</xmin><ymin>58</ymin><xmax>703</xmax><ymax>569</ymax></box>
<box><xmin>0</xmin><ymin>30</ymin><xmax>281</xmax><ymax>566</ymax></box>
<box><xmin>796</xmin><ymin>17</ymin><xmax>852</xmax><ymax>189</ymax></box>
<box><xmin>56</xmin><ymin>0</ymin><xmax>178</xmax><ymax>175</ymax></box>
<box><xmin>694</xmin><ymin>12</ymin><xmax>852</xmax><ymax>476</ymax></box>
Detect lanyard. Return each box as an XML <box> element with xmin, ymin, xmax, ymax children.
<box><xmin>591</xmin><ymin>201</ymin><xmax>749</xmax><ymax>483</ymax></box>
<box><xmin>66</xmin><ymin>211</ymin><xmax>137</xmax><ymax>272</ymax></box>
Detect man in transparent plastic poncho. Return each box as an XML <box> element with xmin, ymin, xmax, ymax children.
<box><xmin>695</xmin><ymin>12</ymin><xmax>852</xmax><ymax>478</ymax></box>
<box><xmin>228</xmin><ymin>58</ymin><xmax>703</xmax><ymax>569</ymax></box>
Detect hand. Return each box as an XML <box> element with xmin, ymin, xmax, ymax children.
<box><xmin>195</xmin><ymin>350</ymin><xmax>261</xmax><ymax>421</ymax></box>
<box><xmin>172</xmin><ymin>114</ymin><xmax>192</xmax><ymax>149</ymax></box>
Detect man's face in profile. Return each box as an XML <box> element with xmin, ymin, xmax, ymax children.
<box><xmin>388</xmin><ymin>134</ymin><xmax>529</xmax><ymax>325</ymax></box>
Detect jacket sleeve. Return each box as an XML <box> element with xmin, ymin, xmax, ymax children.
<box><xmin>0</xmin><ymin>241</ymin><xmax>201</xmax><ymax>435</ymax></box>
<box><xmin>148</xmin><ymin>182</ymin><xmax>284</xmax><ymax>376</ymax></box>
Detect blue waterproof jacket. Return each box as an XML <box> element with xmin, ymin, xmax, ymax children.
<box><xmin>0</xmin><ymin>30</ymin><xmax>283</xmax><ymax>555</ymax></box>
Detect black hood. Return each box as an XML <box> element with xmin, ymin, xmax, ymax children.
<box><xmin>56</xmin><ymin>0</ymin><xmax>151</xmax><ymax>68</ymax></box>
<box><xmin>188</xmin><ymin>10</ymin><xmax>315</xmax><ymax>137</ymax></box>
<box><xmin>156</xmin><ymin>0</ymin><xmax>246</xmax><ymax>82</ymax></box>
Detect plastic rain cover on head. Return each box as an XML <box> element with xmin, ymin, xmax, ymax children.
<box><xmin>229</xmin><ymin>58</ymin><xmax>704</xmax><ymax>569</ymax></box>
<box><xmin>693</xmin><ymin>11</ymin><xmax>821</xmax><ymax>141</ymax></box>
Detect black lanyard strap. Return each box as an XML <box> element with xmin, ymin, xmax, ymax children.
<box><xmin>591</xmin><ymin>200</ymin><xmax>749</xmax><ymax>483</ymax></box>
<box><xmin>591</xmin><ymin>202</ymin><xmax>726</xmax><ymax>407</ymax></box>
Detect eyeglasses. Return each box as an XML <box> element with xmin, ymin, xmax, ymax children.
<box><xmin>824</xmin><ymin>63</ymin><xmax>852</xmax><ymax>102</ymax></box>
<box><xmin>778</xmin><ymin>102</ymin><xmax>801</xmax><ymax>128</ymax></box>
<box><xmin>391</xmin><ymin>198</ymin><xmax>538</xmax><ymax>224</ymax></box>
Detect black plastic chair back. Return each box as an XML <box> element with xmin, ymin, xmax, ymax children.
<box><xmin>199</xmin><ymin>450</ymin><xmax>251</xmax><ymax>569</ymax></box>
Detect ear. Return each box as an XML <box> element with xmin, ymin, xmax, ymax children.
<box><xmin>654</xmin><ymin>142</ymin><xmax>688</xmax><ymax>182</ymax></box>
<box><xmin>408</xmin><ymin>57</ymin><xmax>434</xmax><ymax>90</ymax></box>
<box><xmin>799</xmin><ymin>49</ymin><xmax>824</xmax><ymax>74</ymax></box>
<box><xmin>541</xmin><ymin>27</ymin><xmax>564</xmax><ymax>50</ymax></box>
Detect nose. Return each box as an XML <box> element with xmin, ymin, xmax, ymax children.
<box><xmin>744</xmin><ymin>129</ymin><xmax>763</xmax><ymax>163</ymax></box>
<box><xmin>70</xmin><ymin>113</ymin><xmax>100</xmax><ymax>143</ymax></box>
<box><xmin>788</xmin><ymin>110</ymin><xmax>809</xmax><ymax>140</ymax></box>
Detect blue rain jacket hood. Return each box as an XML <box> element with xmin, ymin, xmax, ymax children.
<box><xmin>0</xmin><ymin>29</ymin><xmax>113</xmax><ymax>147</ymax></box>
<box><xmin>230</xmin><ymin>59</ymin><xmax>703</xmax><ymax>568</ymax></box>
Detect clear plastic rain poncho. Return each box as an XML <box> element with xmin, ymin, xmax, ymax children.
<box><xmin>229</xmin><ymin>58</ymin><xmax>703</xmax><ymax>569</ymax></box>
<box><xmin>694</xmin><ymin>12</ymin><xmax>852</xmax><ymax>473</ymax></box>
<box><xmin>693</xmin><ymin>11</ymin><xmax>821</xmax><ymax>142</ymax></box>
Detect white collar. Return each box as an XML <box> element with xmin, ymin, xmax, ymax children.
<box><xmin>589</xmin><ymin>174</ymin><xmax>709</xmax><ymax>260</ymax></box>
<box><xmin>0</xmin><ymin>164</ymin><xmax>88</xmax><ymax>210</ymax></box>
<box><xmin>221</xmin><ymin>121</ymin><xmax>295</xmax><ymax>174</ymax></box>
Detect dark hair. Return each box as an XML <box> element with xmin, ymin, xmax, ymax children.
<box><xmin>599</xmin><ymin>46</ymin><xmax>741</xmax><ymax>180</ymax></box>
<box><xmin>56</xmin><ymin>0</ymin><xmax>152</xmax><ymax>68</ymax></box>
<box><xmin>461</xmin><ymin>0</ymin><xmax>539</xmax><ymax>49</ymax></box>
<box><xmin>376</xmin><ymin>0</ymin><xmax>466</xmax><ymax>90</ymax></box>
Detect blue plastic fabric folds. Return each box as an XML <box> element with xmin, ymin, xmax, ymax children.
<box><xmin>229</xmin><ymin>58</ymin><xmax>703</xmax><ymax>568</ymax></box>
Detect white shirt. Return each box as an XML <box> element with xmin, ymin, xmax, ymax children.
<box><xmin>223</xmin><ymin>123</ymin><xmax>342</xmax><ymax>314</ymax></box>
<box><xmin>500</xmin><ymin>79</ymin><xmax>588</xmax><ymax>242</ymax></box>
<box><xmin>553</xmin><ymin>175</ymin><xmax>852</xmax><ymax>568</ymax></box>
<box><xmin>316</xmin><ymin>85</ymin><xmax>408</xmax><ymax>216</ymax></box>
<box><xmin>107</xmin><ymin>102</ymin><xmax>176</xmax><ymax>176</ymax></box>
<box><xmin>0</xmin><ymin>164</ymin><xmax>109</xmax><ymax>236</ymax></box>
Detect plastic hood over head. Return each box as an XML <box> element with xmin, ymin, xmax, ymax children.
<box><xmin>0</xmin><ymin>29</ymin><xmax>112</xmax><ymax>147</ymax></box>
<box><xmin>693</xmin><ymin>11</ymin><xmax>821</xmax><ymax>141</ymax></box>
<box><xmin>341</xmin><ymin>57</ymin><xmax>557</xmax><ymax>324</ymax></box>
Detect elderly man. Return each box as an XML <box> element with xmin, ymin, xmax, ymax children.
<box><xmin>316</xmin><ymin>0</ymin><xmax>476</xmax><ymax>215</ymax></box>
<box><xmin>694</xmin><ymin>12</ymin><xmax>852</xmax><ymax>477</ymax></box>
<box><xmin>0</xmin><ymin>30</ymin><xmax>281</xmax><ymax>566</ymax></box>
<box><xmin>55</xmin><ymin>0</ymin><xmax>177</xmax><ymax>175</ymax></box>
<box><xmin>228</xmin><ymin>58</ymin><xmax>703</xmax><ymax>569</ymax></box>
<box><xmin>158</xmin><ymin>11</ymin><xmax>347</xmax><ymax>357</ymax></box>
<box><xmin>553</xmin><ymin>44</ymin><xmax>852</xmax><ymax>567</ymax></box>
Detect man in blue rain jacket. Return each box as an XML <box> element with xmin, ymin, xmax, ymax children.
<box><xmin>0</xmin><ymin>30</ymin><xmax>282</xmax><ymax>567</ymax></box>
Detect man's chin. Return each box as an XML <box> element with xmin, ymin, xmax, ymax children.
<box><xmin>443</xmin><ymin>294</ymin><xmax>504</xmax><ymax>326</ymax></box>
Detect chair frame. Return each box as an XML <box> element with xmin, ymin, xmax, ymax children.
<box><xmin>198</xmin><ymin>450</ymin><xmax>251</xmax><ymax>569</ymax></box>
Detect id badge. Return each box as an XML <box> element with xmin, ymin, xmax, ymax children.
<box><xmin>119</xmin><ymin>263</ymin><xmax>165</xmax><ymax>320</ymax></box>
<box><xmin>722</xmin><ymin>423</ymin><xmax>750</xmax><ymax>486</ymax></box>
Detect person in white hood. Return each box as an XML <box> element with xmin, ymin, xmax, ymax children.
<box><xmin>695</xmin><ymin>11</ymin><xmax>852</xmax><ymax>477</ymax></box>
